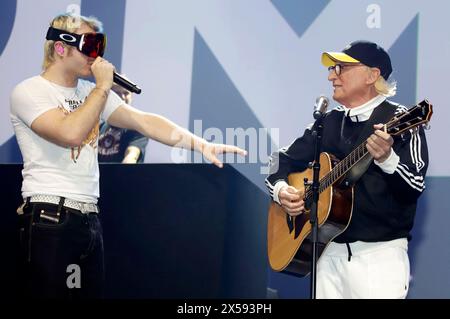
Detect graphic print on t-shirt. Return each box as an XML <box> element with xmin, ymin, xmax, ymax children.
<box><xmin>66</xmin><ymin>98</ymin><xmax>83</xmax><ymax>111</ymax></box>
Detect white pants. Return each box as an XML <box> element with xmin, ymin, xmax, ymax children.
<box><xmin>316</xmin><ymin>238</ymin><xmax>410</xmax><ymax>299</ymax></box>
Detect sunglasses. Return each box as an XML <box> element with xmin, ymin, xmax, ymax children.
<box><xmin>46</xmin><ymin>27</ymin><xmax>107</xmax><ymax>58</ymax></box>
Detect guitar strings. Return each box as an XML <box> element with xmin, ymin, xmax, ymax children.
<box><xmin>303</xmin><ymin>110</ymin><xmax>415</xmax><ymax>201</ymax></box>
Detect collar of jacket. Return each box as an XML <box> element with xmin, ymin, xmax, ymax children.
<box><xmin>340</xmin><ymin>95</ymin><xmax>386</xmax><ymax>122</ymax></box>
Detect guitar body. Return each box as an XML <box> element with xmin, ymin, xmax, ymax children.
<box><xmin>267</xmin><ymin>152</ymin><xmax>354</xmax><ymax>276</ymax></box>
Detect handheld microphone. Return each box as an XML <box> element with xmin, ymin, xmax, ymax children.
<box><xmin>113</xmin><ymin>72</ymin><xmax>142</xmax><ymax>94</ymax></box>
<box><xmin>313</xmin><ymin>95</ymin><xmax>329</xmax><ymax>119</ymax></box>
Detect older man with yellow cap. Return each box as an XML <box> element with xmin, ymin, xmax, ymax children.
<box><xmin>265</xmin><ymin>40</ymin><xmax>429</xmax><ymax>298</ymax></box>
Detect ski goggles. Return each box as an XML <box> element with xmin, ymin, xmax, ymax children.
<box><xmin>46</xmin><ymin>26</ymin><xmax>107</xmax><ymax>58</ymax></box>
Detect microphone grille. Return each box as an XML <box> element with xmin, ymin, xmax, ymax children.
<box><xmin>315</xmin><ymin>94</ymin><xmax>329</xmax><ymax>110</ymax></box>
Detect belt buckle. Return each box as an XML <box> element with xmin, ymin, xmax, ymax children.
<box><xmin>77</xmin><ymin>202</ymin><xmax>87</xmax><ymax>214</ymax></box>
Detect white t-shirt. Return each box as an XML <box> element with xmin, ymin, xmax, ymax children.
<box><xmin>10</xmin><ymin>75</ymin><xmax>124</xmax><ymax>203</ymax></box>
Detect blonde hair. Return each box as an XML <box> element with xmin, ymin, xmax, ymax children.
<box><xmin>42</xmin><ymin>13</ymin><xmax>103</xmax><ymax>70</ymax></box>
<box><xmin>374</xmin><ymin>76</ymin><xmax>397</xmax><ymax>97</ymax></box>
<box><xmin>365</xmin><ymin>66</ymin><xmax>397</xmax><ymax>97</ymax></box>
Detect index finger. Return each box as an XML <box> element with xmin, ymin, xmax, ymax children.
<box><xmin>222</xmin><ymin>145</ymin><xmax>247</xmax><ymax>156</ymax></box>
<box><xmin>373</xmin><ymin>123</ymin><xmax>384</xmax><ymax>130</ymax></box>
<box><xmin>373</xmin><ymin>129</ymin><xmax>391</xmax><ymax>140</ymax></box>
<box><xmin>286</xmin><ymin>186</ymin><xmax>302</xmax><ymax>196</ymax></box>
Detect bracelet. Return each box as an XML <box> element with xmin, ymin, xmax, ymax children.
<box><xmin>92</xmin><ymin>87</ymin><xmax>109</xmax><ymax>99</ymax></box>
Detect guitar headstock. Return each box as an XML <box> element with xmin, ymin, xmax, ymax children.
<box><xmin>387</xmin><ymin>100</ymin><xmax>433</xmax><ymax>136</ymax></box>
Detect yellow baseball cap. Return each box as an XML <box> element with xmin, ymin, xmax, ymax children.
<box><xmin>321</xmin><ymin>52</ymin><xmax>360</xmax><ymax>67</ymax></box>
<box><xmin>321</xmin><ymin>40</ymin><xmax>393</xmax><ymax>79</ymax></box>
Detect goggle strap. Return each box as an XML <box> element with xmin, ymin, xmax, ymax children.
<box><xmin>45</xmin><ymin>27</ymin><xmax>81</xmax><ymax>48</ymax></box>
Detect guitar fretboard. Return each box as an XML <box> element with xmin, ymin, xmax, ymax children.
<box><xmin>304</xmin><ymin>141</ymin><xmax>369</xmax><ymax>201</ymax></box>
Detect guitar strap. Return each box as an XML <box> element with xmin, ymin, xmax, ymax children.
<box><xmin>340</xmin><ymin>100</ymin><xmax>397</xmax><ymax>187</ymax></box>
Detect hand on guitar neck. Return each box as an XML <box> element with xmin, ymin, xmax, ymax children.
<box><xmin>278</xmin><ymin>185</ymin><xmax>305</xmax><ymax>216</ymax></box>
<box><xmin>366</xmin><ymin>123</ymin><xmax>394</xmax><ymax>163</ymax></box>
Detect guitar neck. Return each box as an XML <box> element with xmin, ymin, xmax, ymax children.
<box><xmin>303</xmin><ymin>142</ymin><xmax>370</xmax><ymax>203</ymax></box>
<box><xmin>319</xmin><ymin>142</ymin><xmax>370</xmax><ymax>192</ymax></box>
